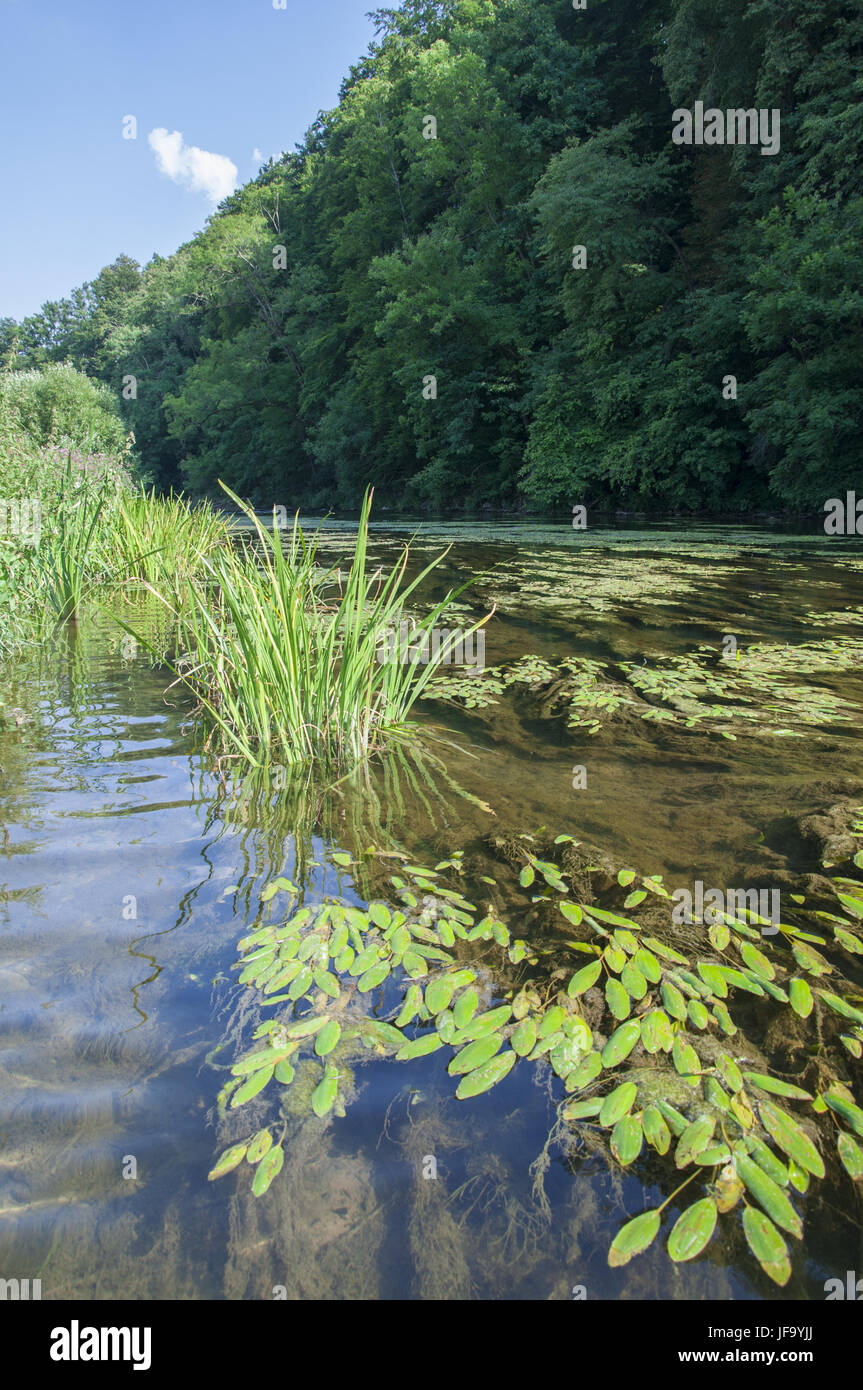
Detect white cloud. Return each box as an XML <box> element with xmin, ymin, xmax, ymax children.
<box><xmin>252</xmin><ymin>147</ymin><xmax>264</xmax><ymax>164</ymax></box>
<box><xmin>148</xmin><ymin>128</ymin><xmax>238</xmax><ymax>205</ymax></box>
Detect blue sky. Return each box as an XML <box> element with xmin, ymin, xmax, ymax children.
<box><xmin>0</xmin><ymin>0</ymin><xmax>380</xmax><ymax>321</ymax></box>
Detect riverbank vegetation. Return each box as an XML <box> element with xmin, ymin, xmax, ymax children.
<box><xmin>2</xmin><ymin>0</ymin><xmax>861</xmax><ymax>515</ymax></box>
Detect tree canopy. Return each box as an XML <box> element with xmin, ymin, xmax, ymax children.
<box><xmin>4</xmin><ymin>0</ymin><xmax>861</xmax><ymax>512</ymax></box>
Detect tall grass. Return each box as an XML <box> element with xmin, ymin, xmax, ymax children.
<box><xmin>152</xmin><ymin>483</ymin><xmax>490</xmax><ymax>768</ymax></box>
<box><xmin>104</xmin><ymin>487</ymin><xmax>229</xmax><ymax>601</ymax></box>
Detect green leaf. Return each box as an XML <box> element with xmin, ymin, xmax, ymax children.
<box><xmin>620</xmin><ymin>962</ymin><xmax>647</xmax><ymax>1000</ymax></box>
<box><xmin>675</xmin><ymin>1115</ymin><xmax>716</xmax><ymax>1169</ymax></box>
<box><xmin>568</xmin><ymin>959</ymin><xmax>602</xmax><ymax>996</ymax></box>
<box><xmin>315</xmin><ymin>1018</ymin><xmax>342</xmax><ymax>1057</ymax></box>
<box><xmin>717</xmin><ymin>1053</ymin><xmax>744</xmax><ymax>1092</ymax></box>
<box><xmin>274</xmin><ymin>1060</ymin><xmax>295</xmax><ymax>1085</ymax></box>
<box><xmin>567</xmin><ymin>1049</ymin><xmax>603</xmax><ymax>1090</ymax></box>
<box><xmin>734</xmin><ymin>1154</ymin><xmax>803</xmax><ymax>1239</ymax></box>
<box><xmin>823</xmin><ymin>1089</ymin><xmax>863</xmax><ymax>1138</ymax></box>
<box><xmin>686</xmin><ymin>999</ymin><xmax>709</xmax><ymax>1030</ymax></box>
<box><xmin>608</xmin><ymin>1209</ymin><xmax>661</xmax><ymax>1268</ymax></box>
<box><xmin>617</xmin><ymin>869</ymin><xmax>636</xmax><ymax>887</ymax></box>
<box><xmin>640</xmin><ymin>1008</ymin><xmax>673</xmax><ymax>1054</ymax></box>
<box><xmin>311</xmin><ymin>1065</ymin><xmax>339</xmax><ymax>1118</ymax></box>
<box><xmin>837</xmin><ymin>1131</ymin><xmax>863</xmax><ymax>1181</ymax></box>
<box><xmin>252</xmin><ymin>1144</ymin><xmax>284</xmax><ymax>1196</ymax></box>
<box><xmin>511</xmin><ymin>1018</ymin><xmax>538</xmax><ymax>1057</ymax></box>
<box><xmin>425</xmin><ymin>975</ymin><xmax>456</xmax><ymax>1015</ymax></box>
<box><xmin>788</xmin><ymin>978</ymin><xmax>813</xmax><ymax>1018</ymax></box>
<box><xmin>564</xmin><ymin>1098</ymin><xmax>603</xmax><ymax>1120</ymax></box>
<box><xmin>667</xmin><ymin>1198</ymin><xmax>717</xmax><ymax>1262</ymax></box>
<box><xmin>231</xmin><ymin>1064</ymin><xmax>274</xmax><ymax>1107</ymax></box>
<box><xmin>599</xmin><ymin>1081</ymin><xmax>637</xmax><ymax>1127</ymax></box>
<box><xmin>559</xmin><ymin>901</ymin><xmax>583</xmax><ymax>927</ymax></box>
<box><xmin>452</xmin><ymin>1005</ymin><xmax>512</xmax><ymax>1043</ymax></box>
<box><xmin>605</xmin><ymin>977</ymin><xmax>631</xmax><ymax>1020</ymax></box>
<box><xmin>819</xmin><ymin>992</ymin><xmax>863</xmax><ymax>1026</ymax></box>
<box><xmin>601</xmin><ymin>1020</ymin><xmax>641</xmax><ymax>1068</ymax></box>
<box><xmin>742</xmin><ymin>1207</ymin><xmax>790</xmax><ymax>1286</ymax></box>
<box><xmin>757</xmin><ymin>1099</ymin><xmax>824</xmax><ymax>1178</ymax></box>
<box><xmin>246</xmin><ymin>1130</ymin><xmax>273</xmax><ymax>1164</ymax></box>
<box><xmin>519</xmin><ymin>865</ymin><xmax>535</xmax><ymax>888</ymax></box>
<box><xmin>656</xmin><ymin>1099</ymin><xmax>689</xmax><ymax>1137</ymax></box>
<box><xmin>740</xmin><ymin>941</ymin><xmax>775</xmax><ymax>980</ymax></box>
<box><xmin>742</xmin><ymin>1072</ymin><xmax>812</xmax><ymax>1101</ymax></box>
<box><xmin>208</xmin><ymin>1143</ymin><xmax>247</xmax><ymax>1180</ymax></box>
<box><xmin>661</xmin><ymin>979</ymin><xmax>688</xmax><ymax>1022</ymax></box>
<box><xmin>611</xmin><ymin>1114</ymin><xmax>643</xmax><ymax>1165</ymax></box>
<box><xmin>642</xmin><ymin>1104</ymin><xmax>671</xmax><ymax>1155</ymax></box>
<box><xmin>455</xmin><ymin>1049</ymin><xmax>517</xmax><ymax>1099</ymax></box>
<box><xmin>395</xmin><ymin>1032</ymin><xmax>444</xmax><ymax>1061</ymax></box>
<box><xmin>453</xmin><ymin>988</ymin><xmax>479</xmax><ymax>1029</ymax></box>
<box><xmin>448</xmin><ymin>1032</ymin><xmax>503</xmax><ymax>1076</ymax></box>
<box><xmin>357</xmin><ymin>959</ymin><xmax>391</xmax><ymax>992</ymax></box>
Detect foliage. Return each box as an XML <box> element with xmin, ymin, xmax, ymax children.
<box><xmin>211</xmin><ymin>821</ymin><xmax>863</xmax><ymax>1289</ymax></box>
<box><xmin>130</xmin><ymin>484</ymin><xmax>489</xmax><ymax>766</ymax></box>
<box><xmin>5</xmin><ymin>0</ymin><xmax>860</xmax><ymax>512</ymax></box>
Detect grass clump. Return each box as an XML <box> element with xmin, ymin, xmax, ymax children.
<box><xmin>151</xmin><ymin>483</ymin><xmax>490</xmax><ymax>768</ymax></box>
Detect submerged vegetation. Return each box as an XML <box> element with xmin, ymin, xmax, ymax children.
<box><xmin>211</xmin><ymin>812</ymin><xmax>863</xmax><ymax>1288</ymax></box>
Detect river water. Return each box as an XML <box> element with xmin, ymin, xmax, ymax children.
<box><xmin>1</xmin><ymin>522</ymin><xmax>861</xmax><ymax>1299</ymax></box>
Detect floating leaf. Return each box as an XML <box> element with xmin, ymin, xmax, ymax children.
<box><xmin>568</xmin><ymin>960</ymin><xmax>602</xmax><ymax>997</ymax></box>
<box><xmin>823</xmin><ymin>1089</ymin><xmax>863</xmax><ymax>1138</ymax></box>
<box><xmin>605</xmin><ymin>977</ymin><xmax>631</xmax><ymax>1020</ymax></box>
<box><xmin>788</xmin><ymin>978</ymin><xmax>813</xmax><ymax>1019</ymax></box>
<box><xmin>742</xmin><ymin>1206</ymin><xmax>790</xmax><ymax>1286</ymax></box>
<box><xmin>675</xmin><ymin>1115</ymin><xmax>716</xmax><ymax>1168</ymax></box>
<box><xmin>564</xmin><ymin>1098</ymin><xmax>603</xmax><ymax>1120</ymax></box>
<box><xmin>231</xmin><ymin>1065</ymin><xmax>274</xmax><ymax>1107</ymax></box>
<box><xmin>315</xmin><ymin>1018</ymin><xmax>342</xmax><ymax>1057</ymax></box>
<box><xmin>274</xmin><ymin>1060</ymin><xmax>295</xmax><ymax>1084</ymax></box>
<box><xmin>608</xmin><ymin>1209</ymin><xmax>661</xmax><ymax>1268</ymax></box>
<box><xmin>661</xmin><ymin>979</ymin><xmax>687</xmax><ymax>1022</ymax></box>
<box><xmin>716</xmin><ymin>1053</ymin><xmax>743</xmax><ymax>1092</ymax></box>
<box><xmin>453</xmin><ymin>1005</ymin><xmax>512</xmax><ymax>1043</ymax></box>
<box><xmin>837</xmin><ymin>1132</ymin><xmax>863</xmax><ymax>1181</ymax></box>
<box><xmin>697</xmin><ymin>962</ymin><xmax>728</xmax><ymax>998</ymax></box>
<box><xmin>208</xmin><ymin>1144</ymin><xmax>247</xmax><ymax>1180</ymax></box>
<box><xmin>425</xmin><ymin>975</ymin><xmax>456</xmax><ymax>1016</ymax></box>
<box><xmin>511</xmin><ymin>1018</ymin><xmax>538</xmax><ymax>1056</ymax></box>
<box><xmin>742</xmin><ymin>1072</ymin><xmax>812</xmax><ymax>1101</ymax></box>
<box><xmin>599</xmin><ymin>1081</ymin><xmax>637</xmax><ymax>1127</ymax></box>
<box><xmin>568</xmin><ymin>1050</ymin><xmax>603</xmax><ymax>1090</ymax></box>
<box><xmin>641</xmin><ymin>1008</ymin><xmax>673</xmax><ymax>1054</ymax></box>
<box><xmin>396</xmin><ymin>1033</ymin><xmax>444</xmax><ymax>1061</ymax></box>
<box><xmin>617</xmin><ymin>869</ymin><xmax>636</xmax><ymax>887</ymax></box>
<box><xmin>252</xmin><ymin>1144</ymin><xmax>284</xmax><ymax>1196</ymax></box>
<box><xmin>734</xmin><ymin>1153</ymin><xmax>803</xmax><ymax>1239</ymax></box>
<box><xmin>246</xmin><ymin>1130</ymin><xmax>273</xmax><ymax>1164</ymax></box>
<box><xmin>311</xmin><ymin>1065</ymin><xmax>339</xmax><ymax>1118</ymax></box>
<box><xmin>745</xmin><ymin>1134</ymin><xmax>788</xmax><ymax>1187</ymax></box>
<box><xmin>601</xmin><ymin>1020</ymin><xmax>641</xmax><ymax>1068</ymax></box>
<box><xmin>449</xmin><ymin>1033</ymin><xmax>503</xmax><ymax>1076</ymax></box>
<box><xmin>455</xmin><ymin>1049</ymin><xmax>517</xmax><ymax>1099</ymax></box>
<box><xmin>713</xmin><ymin>1163</ymin><xmax>744</xmax><ymax>1213</ymax></box>
<box><xmin>686</xmin><ymin>999</ymin><xmax>709</xmax><ymax>1030</ymax></box>
<box><xmin>519</xmin><ymin>865</ymin><xmax>535</xmax><ymax>888</ymax></box>
<box><xmin>740</xmin><ymin>941</ymin><xmax>775</xmax><ymax>980</ymax></box>
<box><xmin>611</xmin><ymin>1114</ymin><xmax>643</xmax><ymax>1165</ymax></box>
<box><xmin>655</xmin><ymin>1099</ymin><xmax>688</xmax><ymax>1137</ymax></box>
<box><xmin>642</xmin><ymin>1104</ymin><xmax>671</xmax><ymax>1155</ymax></box>
<box><xmin>621</xmin><ymin>962</ymin><xmax>647</xmax><ymax>1000</ymax></box>
<box><xmin>819</xmin><ymin>992</ymin><xmax>863</xmax><ymax>1026</ymax></box>
<box><xmin>667</xmin><ymin>1198</ymin><xmax>717</xmax><ymax>1262</ymax></box>
<box><xmin>757</xmin><ymin>1099</ymin><xmax>824</xmax><ymax>1178</ymax></box>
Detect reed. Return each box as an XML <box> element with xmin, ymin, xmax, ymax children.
<box><xmin>159</xmin><ymin>482</ymin><xmax>490</xmax><ymax>767</ymax></box>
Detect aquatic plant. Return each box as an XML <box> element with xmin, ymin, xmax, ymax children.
<box><xmin>156</xmin><ymin>483</ymin><xmax>491</xmax><ymax>767</ymax></box>
<box><xmin>210</xmin><ymin>817</ymin><xmax>863</xmax><ymax>1287</ymax></box>
<box><xmin>103</xmin><ymin>487</ymin><xmax>230</xmax><ymax>598</ymax></box>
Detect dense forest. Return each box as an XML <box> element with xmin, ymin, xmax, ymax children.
<box><xmin>2</xmin><ymin>0</ymin><xmax>861</xmax><ymax>513</ymax></box>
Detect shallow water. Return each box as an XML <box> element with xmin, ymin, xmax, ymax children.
<box><xmin>1</xmin><ymin>522</ymin><xmax>862</xmax><ymax>1300</ymax></box>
